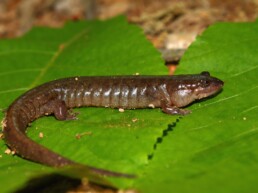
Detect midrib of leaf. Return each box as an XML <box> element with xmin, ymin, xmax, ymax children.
<box><xmin>29</xmin><ymin>29</ymin><xmax>88</xmax><ymax>88</ymax></box>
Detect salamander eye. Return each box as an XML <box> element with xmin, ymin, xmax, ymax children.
<box><xmin>202</xmin><ymin>80</ymin><xmax>210</xmax><ymax>87</ymax></box>
<box><xmin>201</xmin><ymin>71</ymin><xmax>210</xmax><ymax>76</ymax></box>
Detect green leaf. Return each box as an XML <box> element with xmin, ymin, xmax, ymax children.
<box><xmin>0</xmin><ymin>16</ymin><xmax>174</xmax><ymax>193</ymax></box>
<box><xmin>1</xmin><ymin>17</ymin><xmax>257</xmax><ymax>193</ymax></box>
<box><xmin>135</xmin><ymin>21</ymin><xmax>258</xmax><ymax>193</ymax></box>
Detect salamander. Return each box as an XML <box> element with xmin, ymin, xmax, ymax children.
<box><xmin>2</xmin><ymin>71</ymin><xmax>223</xmax><ymax>177</ymax></box>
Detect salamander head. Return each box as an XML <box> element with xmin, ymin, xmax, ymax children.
<box><xmin>170</xmin><ymin>71</ymin><xmax>224</xmax><ymax>107</ymax></box>
<box><xmin>193</xmin><ymin>71</ymin><xmax>224</xmax><ymax>100</ymax></box>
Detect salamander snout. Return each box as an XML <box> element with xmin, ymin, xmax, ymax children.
<box><xmin>212</xmin><ymin>78</ymin><xmax>224</xmax><ymax>89</ymax></box>
<box><xmin>210</xmin><ymin>77</ymin><xmax>224</xmax><ymax>91</ymax></box>
<box><xmin>195</xmin><ymin>76</ymin><xmax>224</xmax><ymax>99</ymax></box>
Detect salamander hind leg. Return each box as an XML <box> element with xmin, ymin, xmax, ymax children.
<box><xmin>161</xmin><ymin>100</ymin><xmax>191</xmax><ymax>115</ymax></box>
<box><xmin>44</xmin><ymin>99</ymin><xmax>78</xmax><ymax>120</ymax></box>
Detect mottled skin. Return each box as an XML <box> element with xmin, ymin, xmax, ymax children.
<box><xmin>2</xmin><ymin>72</ymin><xmax>223</xmax><ymax>177</ymax></box>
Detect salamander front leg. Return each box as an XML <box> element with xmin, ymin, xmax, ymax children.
<box><xmin>161</xmin><ymin>100</ymin><xmax>191</xmax><ymax>115</ymax></box>
<box><xmin>44</xmin><ymin>99</ymin><xmax>78</xmax><ymax>120</ymax></box>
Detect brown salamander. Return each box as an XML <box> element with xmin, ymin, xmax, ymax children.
<box><xmin>2</xmin><ymin>72</ymin><xmax>223</xmax><ymax>177</ymax></box>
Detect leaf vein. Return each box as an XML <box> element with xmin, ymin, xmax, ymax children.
<box><xmin>0</xmin><ymin>88</ymin><xmax>28</xmax><ymax>95</ymax></box>
<box><xmin>193</xmin><ymin>85</ymin><xmax>258</xmax><ymax>110</ymax></box>
<box><xmin>0</xmin><ymin>69</ymin><xmax>41</xmax><ymax>77</ymax></box>
<box><xmin>29</xmin><ymin>30</ymin><xmax>87</xmax><ymax>88</ymax></box>
<box><xmin>0</xmin><ymin>50</ymin><xmax>54</xmax><ymax>56</ymax></box>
